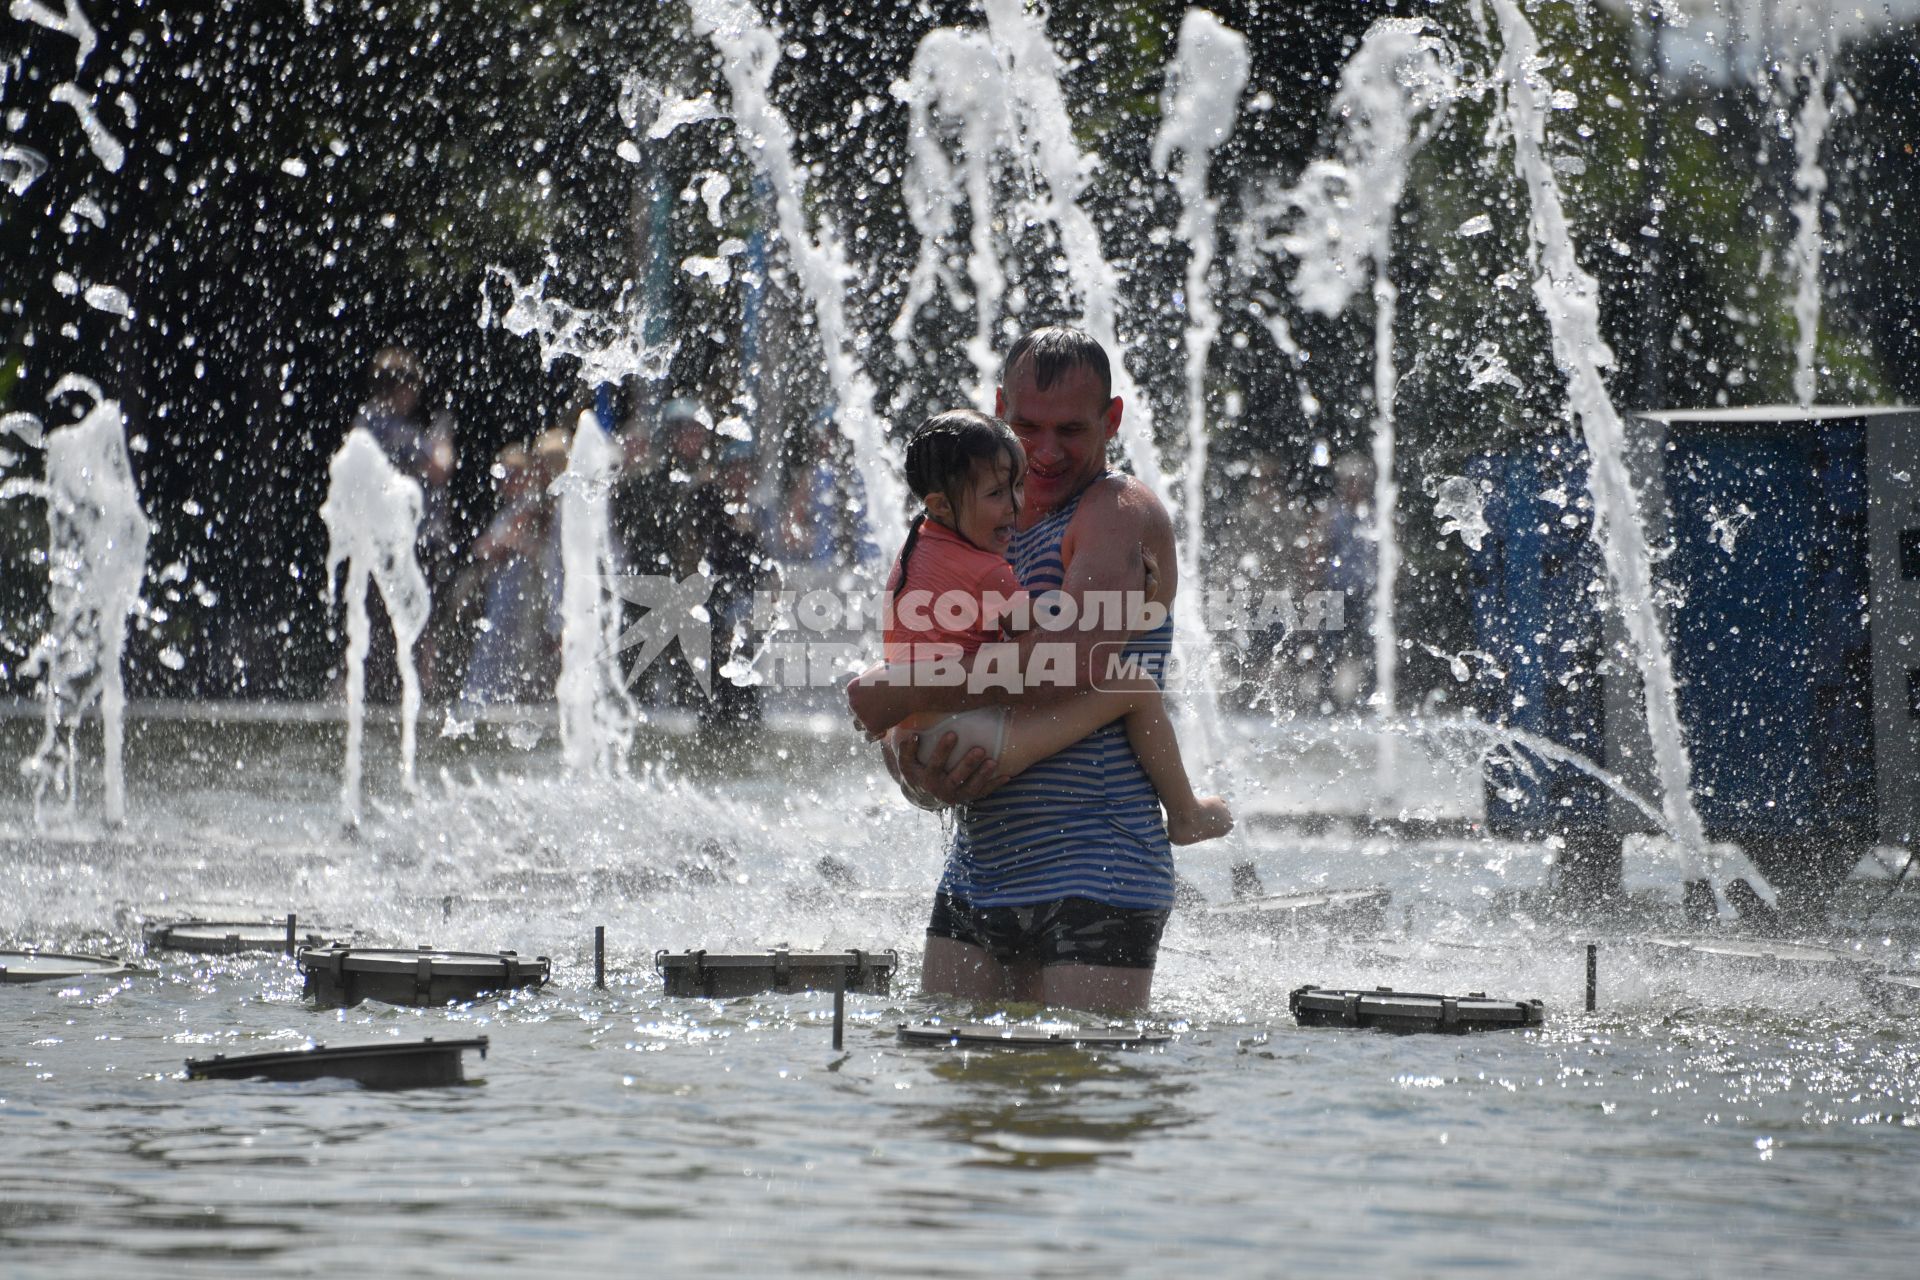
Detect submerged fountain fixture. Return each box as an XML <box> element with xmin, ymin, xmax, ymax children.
<box><xmin>296</xmin><ymin>944</ymin><xmax>549</xmax><ymax>1009</ymax></box>
<box><xmin>1289</xmin><ymin>985</ymin><xmax>1547</xmax><ymax>1034</ymax></box>
<box><xmin>143</xmin><ymin>916</ymin><xmax>347</xmax><ymax>956</ymax></box>
<box><xmin>655</xmin><ymin>946</ymin><xmax>897</xmax><ymax>998</ymax></box>
<box><xmin>184</xmin><ymin>1037</ymin><xmax>488</xmax><ymax>1090</ymax></box>
<box><xmin>0</xmin><ymin>950</ymin><xmax>129</xmax><ymax>983</ymax></box>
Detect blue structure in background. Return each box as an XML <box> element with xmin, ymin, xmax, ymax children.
<box><xmin>1660</xmin><ymin>420</ymin><xmax>1874</xmax><ymax>846</ymax></box>
<box><xmin>1464</xmin><ymin>438</ymin><xmax>1619</xmax><ymax>896</ymax></box>
<box><xmin>1466</xmin><ymin>414</ymin><xmax>1887</xmax><ymax>903</ymax></box>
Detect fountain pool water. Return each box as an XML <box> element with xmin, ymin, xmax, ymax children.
<box><xmin>2</xmin><ymin>710</ymin><xmax>1919</xmax><ymax>1274</ymax></box>
<box><xmin>6</xmin><ymin>0</ymin><xmax>1920</xmax><ymax>1273</ymax></box>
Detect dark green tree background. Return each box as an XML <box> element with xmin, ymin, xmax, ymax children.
<box><xmin>2</xmin><ymin>0</ymin><xmax>1910</xmax><ymax>705</ymax></box>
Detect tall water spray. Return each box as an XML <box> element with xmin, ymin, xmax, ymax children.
<box><xmin>687</xmin><ymin>0</ymin><xmax>907</xmax><ymax>556</ymax></box>
<box><xmin>979</xmin><ymin>0</ymin><xmax>1235</xmax><ymax>763</ymax></box>
<box><xmin>320</xmin><ymin>428</ymin><xmax>430</xmax><ymax>825</ymax></box>
<box><xmin>19</xmin><ymin>394</ymin><xmax>150</xmax><ymax>827</ymax></box>
<box><xmin>1283</xmin><ymin>18</ymin><xmax>1459</xmax><ymax>799</ymax></box>
<box><xmin>1484</xmin><ymin>0</ymin><xmax>1726</xmax><ymax>893</ymax></box>
<box><xmin>978</xmin><ymin>0</ymin><xmax>1168</xmax><ymax>509</ymax></box>
<box><xmin>1152</xmin><ymin>10</ymin><xmax>1250</xmax><ymax>616</ymax></box>
<box><xmin>892</xmin><ymin>28</ymin><xmax>1016</xmax><ymax>408</ymax></box>
<box><xmin>1787</xmin><ymin>49</ymin><xmax>1836</xmax><ymax>408</ymax></box>
<box><xmin>555</xmin><ymin>410</ymin><xmax>637</xmax><ymax>776</ymax></box>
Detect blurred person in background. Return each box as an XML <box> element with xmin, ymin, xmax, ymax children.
<box><xmin>455</xmin><ymin>426</ymin><xmax>571</xmax><ymax>710</ymax></box>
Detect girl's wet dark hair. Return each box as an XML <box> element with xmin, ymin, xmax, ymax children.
<box><xmin>893</xmin><ymin>408</ymin><xmax>1022</xmax><ymax>595</ymax></box>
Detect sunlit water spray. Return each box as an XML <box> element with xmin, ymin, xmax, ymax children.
<box><xmin>1281</xmin><ymin>17</ymin><xmax>1461</xmax><ymax>802</ymax></box>
<box><xmin>555</xmin><ymin>409</ymin><xmax>637</xmax><ymax>777</ymax></box>
<box><xmin>980</xmin><ymin>0</ymin><xmax>1234</xmax><ymax>769</ymax></box>
<box><xmin>1485</xmin><ymin>0</ymin><xmax>1732</xmax><ymax>902</ymax></box>
<box><xmin>688</xmin><ymin>0</ymin><xmax>907</xmax><ymax>557</ymax></box>
<box><xmin>1787</xmin><ymin>48</ymin><xmax>1840</xmax><ymax>408</ymax></box>
<box><xmin>320</xmin><ymin>427</ymin><xmax>430</xmax><ymax>825</ymax></box>
<box><xmin>893</xmin><ymin>28</ymin><xmax>1015</xmax><ymax>407</ymax></box>
<box><xmin>16</xmin><ymin>390</ymin><xmax>150</xmax><ymax>828</ymax></box>
<box><xmin>1154</xmin><ymin>9</ymin><xmax>1249</xmax><ymax>645</ymax></box>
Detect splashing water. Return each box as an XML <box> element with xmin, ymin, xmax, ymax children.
<box><xmin>1485</xmin><ymin>0</ymin><xmax>1729</xmax><ymax>898</ymax></box>
<box><xmin>481</xmin><ymin>270</ymin><xmax>675</xmax><ymax>392</ymax></box>
<box><xmin>9</xmin><ymin>0</ymin><xmax>97</xmax><ymax>74</ymax></box>
<box><xmin>892</xmin><ymin>28</ymin><xmax>1016</xmax><ymax>407</ymax></box>
<box><xmin>19</xmin><ymin>396</ymin><xmax>151</xmax><ymax>827</ymax></box>
<box><xmin>1787</xmin><ymin>49</ymin><xmax>1835</xmax><ymax>409</ymax></box>
<box><xmin>1282</xmin><ymin>17</ymin><xmax>1461</xmax><ymax>799</ymax></box>
<box><xmin>555</xmin><ymin>410</ymin><xmax>637</xmax><ymax>777</ymax></box>
<box><xmin>688</xmin><ymin>0</ymin><xmax>907</xmax><ymax>556</ymax></box>
<box><xmin>980</xmin><ymin>0</ymin><xmax>1242</xmax><ymax>771</ymax></box>
<box><xmin>1154</xmin><ymin>10</ymin><xmax>1250</xmax><ymax>614</ymax></box>
<box><xmin>979</xmin><ymin>0</ymin><xmax>1168</xmax><ymax>507</ymax></box>
<box><xmin>1432</xmin><ymin>476</ymin><xmax>1491</xmax><ymax>551</ymax></box>
<box><xmin>320</xmin><ymin>428</ymin><xmax>430</xmax><ymax>824</ymax></box>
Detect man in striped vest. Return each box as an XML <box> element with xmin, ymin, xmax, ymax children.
<box><xmin>848</xmin><ymin>326</ymin><xmax>1180</xmax><ymax>1012</ymax></box>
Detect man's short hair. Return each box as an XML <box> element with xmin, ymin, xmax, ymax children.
<box><xmin>1001</xmin><ymin>326</ymin><xmax>1112</xmax><ymax>402</ymax></box>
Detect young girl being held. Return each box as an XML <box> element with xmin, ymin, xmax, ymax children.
<box><xmin>875</xmin><ymin>409</ymin><xmax>1231</xmax><ymax>845</ymax></box>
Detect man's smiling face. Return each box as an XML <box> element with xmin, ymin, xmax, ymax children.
<box><xmin>995</xmin><ymin>360</ymin><xmax>1121</xmax><ymax>520</ymax></box>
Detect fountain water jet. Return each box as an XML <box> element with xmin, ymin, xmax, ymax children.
<box><xmin>1483</xmin><ymin>0</ymin><xmax>1735</xmax><ymax>903</ymax></box>
<box><xmin>555</xmin><ymin>409</ymin><xmax>637</xmax><ymax>777</ymax></box>
<box><xmin>978</xmin><ymin>0</ymin><xmax>1168</xmax><ymax>511</ymax></box>
<box><xmin>1153</xmin><ymin>9</ymin><xmax>1249</xmax><ymax>637</ymax></box>
<box><xmin>978</xmin><ymin>0</ymin><xmax>1241</xmax><ymax>766</ymax></box>
<box><xmin>687</xmin><ymin>0</ymin><xmax>907</xmax><ymax>556</ymax></box>
<box><xmin>892</xmin><ymin>28</ymin><xmax>1016</xmax><ymax>409</ymax></box>
<box><xmin>1787</xmin><ymin>48</ymin><xmax>1840</xmax><ymax>408</ymax></box>
<box><xmin>320</xmin><ymin>428</ymin><xmax>431</xmax><ymax>825</ymax></box>
<box><xmin>1278</xmin><ymin>17</ymin><xmax>1461</xmax><ymax>801</ymax></box>
<box><xmin>17</xmin><ymin>392</ymin><xmax>150</xmax><ymax>828</ymax></box>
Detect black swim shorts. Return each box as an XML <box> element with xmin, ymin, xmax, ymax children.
<box><xmin>926</xmin><ymin>889</ymin><xmax>1170</xmax><ymax>970</ymax></box>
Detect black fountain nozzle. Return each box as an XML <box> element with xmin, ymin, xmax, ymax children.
<box><xmin>1682</xmin><ymin>878</ymin><xmax>1717</xmax><ymax>927</ymax></box>
<box><xmin>1230</xmin><ymin>862</ymin><xmax>1265</xmax><ymax>900</ymax></box>
<box><xmin>1723</xmin><ymin>879</ymin><xmax>1785</xmax><ymax>935</ymax></box>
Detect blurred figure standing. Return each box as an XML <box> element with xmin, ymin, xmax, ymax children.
<box><xmin>455</xmin><ymin>427</ymin><xmax>571</xmax><ymax>709</ymax></box>
<box><xmin>354</xmin><ymin>346</ymin><xmax>457</xmax><ymax>574</ymax></box>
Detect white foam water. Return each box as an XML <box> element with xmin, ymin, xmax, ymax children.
<box><xmin>555</xmin><ymin>409</ymin><xmax>637</xmax><ymax>777</ymax></box>
<box><xmin>20</xmin><ymin>396</ymin><xmax>151</xmax><ymax>827</ymax></box>
<box><xmin>320</xmin><ymin>427</ymin><xmax>431</xmax><ymax>824</ymax></box>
